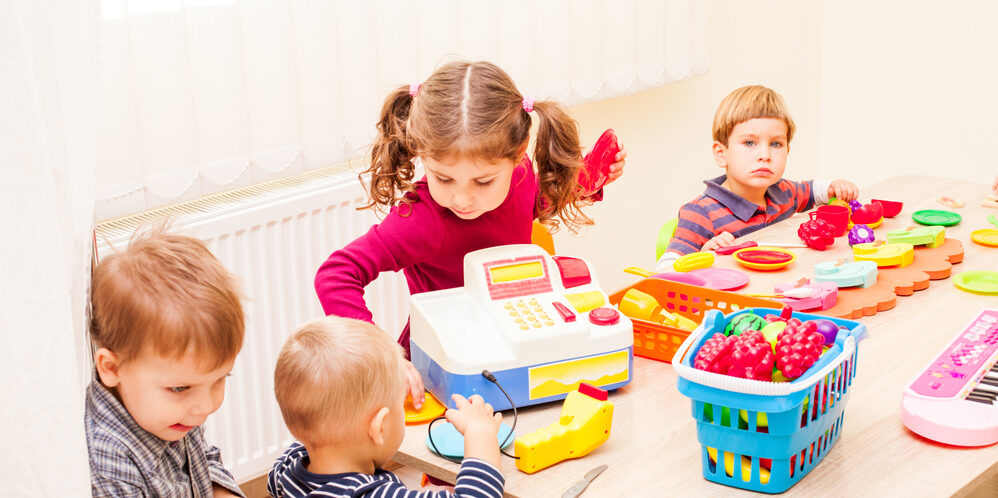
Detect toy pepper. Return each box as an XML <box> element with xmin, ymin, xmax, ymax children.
<box><xmin>797</xmin><ymin>218</ymin><xmax>836</xmax><ymax>250</ymax></box>
<box><xmin>851</xmin><ymin>202</ymin><xmax>884</xmax><ymax>225</ymax></box>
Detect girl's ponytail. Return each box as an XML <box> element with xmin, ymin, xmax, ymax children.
<box><xmin>363</xmin><ymin>85</ymin><xmax>417</xmax><ymax>211</ymax></box>
<box><xmin>532</xmin><ymin>100</ymin><xmax>593</xmax><ymax>232</ymax></box>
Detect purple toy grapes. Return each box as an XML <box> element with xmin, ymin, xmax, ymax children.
<box><xmin>848</xmin><ymin>199</ymin><xmax>863</xmax><ymax>212</ymax></box>
<box><xmin>848</xmin><ymin>224</ymin><xmax>875</xmax><ymax>246</ymax></box>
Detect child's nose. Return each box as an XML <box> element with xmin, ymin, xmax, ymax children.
<box><xmin>190</xmin><ymin>391</ymin><xmax>216</xmax><ymax>416</ymax></box>
<box><xmin>453</xmin><ymin>188</ymin><xmax>473</xmax><ymax>208</ymax></box>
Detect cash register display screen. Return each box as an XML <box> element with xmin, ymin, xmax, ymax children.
<box><xmin>485</xmin><ymin>256</ymin><xmax>553</xmax><ymax>300</ymax></box>
<box><xmin>489</xmin><ymin>261</ymin><xmax>544</xmax><ymax>283</ymax></box>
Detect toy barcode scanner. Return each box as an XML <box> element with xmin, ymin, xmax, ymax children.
<box><xmin>580</xmin><ymin>129</ymin><xmax>620</xmax><ymax>194</ymax></box>
<box><xmin>409</xmin><ymin>244</ymin><xmax>634</xmax><ymax>411</ymax></box>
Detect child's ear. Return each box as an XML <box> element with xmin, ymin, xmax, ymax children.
<box><xmin>94</xmin><ymin>348</ymin><xmax>121</xmax><ymax>388</ymax></box>
<box><xmin>367</xmin><ymin>406</ymin><xmax>390</xmax><ymax>446</ymax></box>
<box><xmin>712</xmin><ymin>141</ymin><xmax>728</xmax><ymax>168</ymax></box>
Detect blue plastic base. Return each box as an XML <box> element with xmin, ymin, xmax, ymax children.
<box><xmin>410</xmin><ymin>341</ymin><xmax>632</xmax><ymax>411</ymax></box>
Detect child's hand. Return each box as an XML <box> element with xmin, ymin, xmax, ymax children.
<box><xmin>702</xmin><ymin>232</ymin><xmax>736</xmax><ymax>252</ymax></box>
<box><xmin>828</xmin><ymin>180</ymin><xmax>858</xmax><ymax>202</ymax></box>
<box><xmin>445</xmin><ymin>394</ymin><xmax>503</xmax><ymax>468</ymax></box>
<box><xmin>403</xmin><ymin>360</ymin><xmax>425</xmax><ymax>410</ymax></box>
<box><xmin>445</xmin><ymin>394</ymin><xmax>502</xmax><ymax>436</ymax></box>
<box><xmin>604</xmin><ymin>144</ymin><xmax>627</xmax><ymax>186</ymax></box>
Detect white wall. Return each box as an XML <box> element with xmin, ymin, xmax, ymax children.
<box><xmin>557</xmin><ymin>0</ymin><xmax>998</xmax><ymax>292</ymax></box>
<box><xmin>818</xmin><ymin>1</ymin><xmax>998</xmax><ymax>186</ymax></box>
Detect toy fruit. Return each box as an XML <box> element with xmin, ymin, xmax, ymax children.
<box><xmin>851</xmin><ymin>202</ymin><xmax>884</xmax><ymax>226</ymax></box>
<box><xmin>674</xmin><ymin>251</ymin><xmax>715</xmax><ymax>272</ymax></box>
<box><xmin>724</xmin><ymin>313</ymin><xmax>768</xmax><ymax>336</ymax></box>
<box><xmin>775</xmin><ymin>321</ymin><xmax>825</xmax><ymax>379</ymax></box>
<box><xmin>797</xmin><ymin>218</ymin><xmax>836</xmax><ymax>250</ymax></box>
<box><xmin>872</xmin><ymin>199</ymin><xmax>903</xmax><ymax>218</ymax></box>
<box><xmin>728</xmin><ymin>331</ymin><xmax>775</xmax><ymax>381</ymax></box>
<box><xmin>693</xmin><ymin>333</ymin><xmax>736</xmax><ymax>374</ymax></box>
<box><xmin>810</xmin><ymin>319</ymin><xmax>840</xmax><ymax>346</ymax></box>
<box><xmin>759</xmin><ymin>321</ymin><xmax>787</xmax><ymax>349</ymax></box>
<box><xmin>848</xmin><ymin>199</ymin><xmax>862</xmax><ymax>213</ymax></box>
<box><xmin>580</xmin><ymin>129</ymin><xmax>620</xmax><ymax>197</ymax></box>
<box><xmin>764</xmin><ymin>306</ymin><xmax>795</xmax><ymax>323</ymax></box>
<box><xmin>847</xmin><ymin>224</ymin><xmax>875</xmax><ymax>246</ymax></box>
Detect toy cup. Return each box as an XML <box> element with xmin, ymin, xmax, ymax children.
<box><xmin>811</xmin><ymin>205</ymin><xmax>850</xmax><ymax>237</ymax></box>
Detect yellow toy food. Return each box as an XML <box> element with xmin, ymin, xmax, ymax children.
<box><xmin>674</xmin><ymin>251</ymin><xmax>714</xmax><ymax>272</ymax></box>
<box><xmin>514</xmin><ymin>383</ymin><xmax>613</xmax><ymax>474</ymax></box>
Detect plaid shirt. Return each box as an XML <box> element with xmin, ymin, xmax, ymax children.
<box><xmin>85</xmin><ymin>379</ymin><xmax>244</xmax><ymax>497</ymax></box>
<box><xmin>268</xmin><ymin>443</ymin><xmax>504</xmax><ymax>498</ymax></box>
<box><xmin>667</xmin><ymin>175</ymin><xmax>815</xmax><ymax>255</ymax></box>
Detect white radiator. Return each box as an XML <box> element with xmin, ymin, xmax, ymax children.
<box><xmin>95</xmin><ymin>165</ymin><xmax>410</xmax><ymax>482</ymax></box>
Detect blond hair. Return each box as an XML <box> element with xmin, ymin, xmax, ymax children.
<box><xmin>274</xmin><ymin>316</ymin><xmax>405</xmax><ymax>447</ymax></box>
<box><xmin>90</xmin><ymin>225</ymin><xmax>244</xmax><ymax>369</ymax></box>
<box><xmin>365</xmin><ymin>60</ymin><xmax>592</xmax><ymax>232</ymax></box>
<box><xmin>712</xmin><ymin>85</ymin><xmax>796</xmax><ymax>146</ymax></box>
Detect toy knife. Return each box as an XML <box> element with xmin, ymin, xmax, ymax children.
<box><xmin>561</xmin><ymin>464</ymin><xmax>608</xmax><ymax>498</ymax></box>
<box><xmin>715</xmin><ymin>241</ymin><xmax>807</xmax><ymax>255</ymax></box>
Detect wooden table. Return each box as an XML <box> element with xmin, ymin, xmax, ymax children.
<box><xmin>394</xmin><ymin>176</ymin><xmax>998</xmax><ymax>497</ymax></box>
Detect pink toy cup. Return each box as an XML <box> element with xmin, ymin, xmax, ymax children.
<box><xmin>810</xmin><ymin>205</ymin><xmax>850</xmax><ymax>237</ymax></box>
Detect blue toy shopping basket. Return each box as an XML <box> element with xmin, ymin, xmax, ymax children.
<box><xmin>672</xmin><ymin>308</ymin><xmax>865</xmax><ymax>493</ymax></box>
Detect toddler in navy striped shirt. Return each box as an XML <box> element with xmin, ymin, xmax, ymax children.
<box><xmin>268</xmin><ymin>316</ymin><xmax>505</xmax><ymax>498</ymax></box>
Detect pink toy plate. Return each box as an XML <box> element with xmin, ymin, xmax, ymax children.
<box><xmin>688</xmin><ymin>268</ymin><xmax>750</xmax><ymax>291</ymax></box>
<box><xmin>654</xmin><ymin>272</ymin><xmax>709</xmax><ymax>287</ymax></box>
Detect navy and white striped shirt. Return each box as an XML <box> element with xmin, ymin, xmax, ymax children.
<box><xmin>85</xmin><ymin>379</ymin><xmax>244</xmax><ymax>497</ymax></box>
<box><xmin>267</xmin><ymin>443</ymin><xmax>504</xmax><ymax>498</ymax></box>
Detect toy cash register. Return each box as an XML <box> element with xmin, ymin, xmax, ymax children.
<box><xmin>410</xmin><ymin>244</ymin><xmax>633</xmax><ymax>411</ymax></box>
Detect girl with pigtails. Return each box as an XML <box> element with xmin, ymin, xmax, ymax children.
<box><xmin>314</xmin><ymin>60</ymin><xmax>626</xmax><ymax>406</ymax></box>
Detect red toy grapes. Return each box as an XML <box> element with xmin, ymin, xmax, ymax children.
<box><xmin>775</xmin><ymin>321</ymin><xmax>826</xmax><ymax>379</ymax></box>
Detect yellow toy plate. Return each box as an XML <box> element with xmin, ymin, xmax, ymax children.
<box><xmin>405</xmin><ymin>391</ymin><xmax>447</xmax><ymax>425</ymax></box>
<box><xmin>970</xmin><ymin>229</ymin><xmax>998</xmax><ymax>247</ymax></box>
<box><xmin>732</xmin><ymin>247</ymin><xmax>797</xmax><ymax>271</ymax></box>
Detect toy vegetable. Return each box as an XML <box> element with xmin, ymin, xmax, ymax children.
<box><xmin>851</xmin><ymin>202</ymin><xmax>884</xmax><ymax>225</ymax></box>
<box><xmin>847</xmin><ymin>224</ymin><xmax>875</xmax><ymax>246</ymax></box>
<box><xmin>674</xmin><ymin>251</ymin><xmax>714</xmax><ymax>272</ymax></box>
<box><xmin>797</xmin><ymin>218</ymin><xmax>836</xmax><ymax>250</ymax></box>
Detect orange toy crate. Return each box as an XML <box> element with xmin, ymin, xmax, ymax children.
<box><xmin>609</xmin><ymin>278</ymin><xmax>781</xmax><ymax>363</ymax></box>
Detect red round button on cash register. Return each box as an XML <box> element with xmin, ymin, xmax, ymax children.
<box><xmin>588</xmin><ymin>307</ymin><xmax>620</xmax><ymax>326</ymax></box>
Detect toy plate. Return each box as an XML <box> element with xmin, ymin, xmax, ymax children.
<box><xmin>688</xmin><ymin>268</ymin><xmax>750</xmax><ymax>290</ymax></box>
<box><xmin>405</xmin><ymin>391</ymin><xmax>447</xmax><ymax>424</ymax></box>
<box><xmin>426</xmin><ymin>421</ymin><xmax>514</xmax><ymax>458</ymax></box>
<box><xmin>654</xmin><ymin>271</ymin><xmax>710</xmax><ymax>287</ymax></box>
<box><xmin>970</xmin><ymin>229</ymin><xmax>998</xmax><ymax>247</ymax></box>
<box><xmin>733</xmin><ymin>247</ymin><xmax>797</xmax><ymax>271</ymax></box>
<box><xmin>912</xmin><ymin>209</ymin><xmax>962</xmax><ymax>226</ymax></box>
<box><xmin>953</xmin><ymin>271</ymin><xmax>998</xmax><ymax>295</ymax></box>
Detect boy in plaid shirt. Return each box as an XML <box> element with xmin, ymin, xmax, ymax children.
<box><xmin>86</xmin><ymin>227</ymin><xmax>245</xmax><ymax>497</ymax></box>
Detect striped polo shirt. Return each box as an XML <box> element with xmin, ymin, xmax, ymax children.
<box><xmin>667</xmin><ymin>174</ymin><xmax>814</xmax><ymax>255</ymax></box>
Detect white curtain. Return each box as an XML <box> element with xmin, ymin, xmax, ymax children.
<box><xmin>0</xmin><ymin>0</ymin><xmax>100</xmax><ymax>495</ymax></box>
<box><xmin>96</xmin><ymin>0</ymin><xmax>709</xmax><ymax>220</ymax></box>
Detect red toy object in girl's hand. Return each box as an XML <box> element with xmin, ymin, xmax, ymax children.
<box><xmin>693</xmin><ymin>333</ymin><xmax>736</xmax><ymax>374</ymax></box>
<box><xmin>580</xmin><ymin>129</ymin><xmax>620</xmax><ymax>195</ymax></box>
<box><xmin>797</xmin><ymin>218</ymin><xmax>836</xmax><ymax>250</ymax></box>
<box><xmin>775</xmin><ymin>321</ymin><xmax>825</xmax><ymax>379</ymax></box>
<box><xmin>728</xmin><ymin>330</ymin><xmax>775</xmax><ymax>381</ymax></box>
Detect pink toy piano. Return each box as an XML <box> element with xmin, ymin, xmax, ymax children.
<box><xmin>901</xmin><ymin>309</ymin><xmax>998</xmax><ymax>446</ymax></box>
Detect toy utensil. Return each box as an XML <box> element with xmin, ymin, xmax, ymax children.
<box><xmin>562</xmin><ymin>464</ymin><xmax>608</xmax><ymax>498</ymax></box>
<box><xmin>988</xmin><ymin>214</ymin><xmax>998</xmax><ymax>229</ymax></box>
<box><xmin>715</xmin><ymin>241</ymin><xmax>807</xmax><ymax>255</ymax></box>
<box><xmin>747</xmin><ymin>287</ymin><xmax>817</xmax><ymax>299</ymax></box>
<box><xmin>623</xmin><ymin>266</ymin><xmax>654</xmax><ymax>278</ymax></box>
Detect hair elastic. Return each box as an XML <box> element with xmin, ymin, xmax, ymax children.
<box><xmin>409</xmin><ymin>82</ymin><xmax>421</xmax><ymax>97</ymax></box>
<box><xmin>521</xmin><ymin>97</ymin><xmax>535</xmax><ymax>113</ymax></box>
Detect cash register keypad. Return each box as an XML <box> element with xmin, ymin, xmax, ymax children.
<box><xmin>505</xmin><ymin>298</ymin><xmax>553</xmax><ymax>330</ymax></box>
